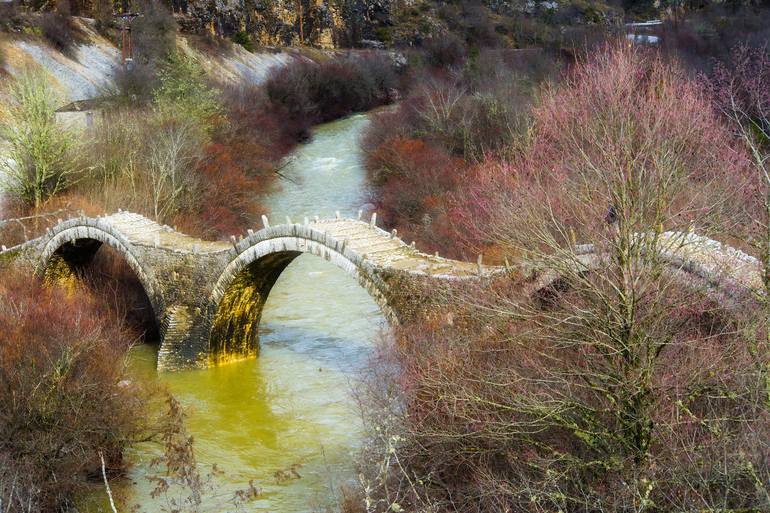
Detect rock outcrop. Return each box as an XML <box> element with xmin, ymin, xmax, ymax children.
<box><xmin>173</xmin><ymin>0</ymin><xmax>391</xmax><ymax>48</ymax></box>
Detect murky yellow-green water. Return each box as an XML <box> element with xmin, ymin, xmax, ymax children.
<box><xmin>84</xmin><ymin>114</ymin><xmax>384</xmax><ymax>512</ymax></box>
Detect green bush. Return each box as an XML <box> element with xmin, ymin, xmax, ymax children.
<box><xmin>153</xmin><ymin>53</ymin><xmax>223</xmax><ymax>135</ymax></box>
<box><xmin>231</xmin><ymin>30</ymin><xmax>254</xmax><ymax>52</ymax></box>
<box><xmin>0</xmin><ymin>69</ymin><xmax>78</xmax><ymax>208</ymax></box>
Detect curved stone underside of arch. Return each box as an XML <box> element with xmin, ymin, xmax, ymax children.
<box><xmin>207</xmin><ymin>251</ymin><xmax>301</xmax><ymax>365</ymax></box>
<box><xmin>35</xmin><ymin>222</ymin><xmax>162</xmax><ymax>316</ymax></box>
<box><xmin>3</xmin><ymin>212</ymin><xmax>763</xmax><ymax>371</ymax></box>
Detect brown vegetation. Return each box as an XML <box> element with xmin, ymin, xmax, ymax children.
<box><xmin>37</xmin><ymin>11</ymin><xmax>85</xmax><ymax>56</ymax></box>
<box><xmin>264</xmin><ymin>52</ymin><xmax>399</xmax><ymax>141</ymax></box>
<box><xmin>363</xmin><ymin>48</ymin><xmax>557</xmax><ymax>258</ymax></box>
<box><xmin>704</xmin><ymin>43</ymin><xmax>770</xmax><ymax>292</ymax></box>
<box><xmin>0</xmin><ymin>265</ymin><xmax>151</xmax><ymax>512</ymax></box>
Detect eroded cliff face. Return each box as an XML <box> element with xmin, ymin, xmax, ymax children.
<box><xmin>172</xmin><ymin>0</ymin><xmax>391</xmax><ymax>48</ymax></box>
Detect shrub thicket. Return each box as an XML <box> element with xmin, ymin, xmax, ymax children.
<box><xmin>231</xmin><ymin>30</ymin><xmax>254</xmax><ymax>52</ymax></box>
<box><xmin>356</xmin><ymin>44</ymin><xmax>769</xmax><ymax>513</ymax></box>
<box><xmin>363</xmin><ymin>48</ymin><xmax>552</xmax><ymax>257</ymax></box>
<box><xmin>422</xmin><ymin>33</ymin><xmax>466</xmax><ymax>69</ymax></box>
<box><xmin>660</xmin><ymin>4</ymin><xmax>770</xmax><ymax>71</ymax></box>
<box><xmin>67</xmin><ymin>57</ymin><xmax>298</xmax><ymax>240</ymax></box>
<box><xmin>153</xmin><ymin>52</ymin><xmax>224</xmax><ymax>133</ymax></box>
<box><xmin>0</xmin><ymin>267</ymin><xmax>151</xmax><ymax>512</ymax></box>
<box><xmin>264</xmin><ymin>53</ymin><xmax>399</xmax><ymax>140</ymax></box>
<box><xmin>38</xmin><ymin>12</ymin><xmax>84</xmax><ymax>57</ymax></box>
<box><xmin>706</xmin><ymin>44</ymin><xmax>770</xmax><ymax>297</ymax></box>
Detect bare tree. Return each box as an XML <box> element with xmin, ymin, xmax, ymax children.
<box><xmin>358</xmin><ymin>45</ymin><xmax>770</xmax><ymax>513</ymax></box>
<box><xmin>145</xmin><ymin>121</ymin><xmax>201</xmax><ymax>222</ymax></box>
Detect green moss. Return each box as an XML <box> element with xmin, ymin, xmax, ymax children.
<box><xmin>22</xmin><ymin>25</ymin><xmax>42</xmax><ymax>37</ymax></box>
<box><xmin>42</xmin><ymin>254</ymin><xmax>79</xmax><ymax>292</ymax></box>
<box><xmin>0</xmin><ymin>249</ymin><xmax>21</xmax><ymax>269</ymax></box>
<box><xmin>374</xmin><ymin>27</ymin><xmax>392</xmax><ymax>43</ymax></box>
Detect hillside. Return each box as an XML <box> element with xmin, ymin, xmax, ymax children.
<box><xmin>6</xmin><ymin>0</ymin><xmax>768</xmax><ymax>52</ymax></box>
<box><xmin>0</xmin><ymin>15</ymin><xmax>292</xmax><ymax>106</ymax></box>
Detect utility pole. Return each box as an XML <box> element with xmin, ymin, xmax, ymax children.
<box><xmin>114</xmin><ymin>0</ymin><xmax>141</xmax><ymax>71</ymax></box>
<box><xmin>296</xmin><ymin>0</ymin><xmax>304</xmax><ymax>45</ymax></box>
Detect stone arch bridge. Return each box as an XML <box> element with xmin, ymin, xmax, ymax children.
<box><xmin>4</xmin><ymin>211</ymin><xmax>491</xmax><ymax>370</ymax></box>
<box><xmin>1</xmin><ymin>211</ymin><xmax>763</xmax><ymax>370</ymax></box>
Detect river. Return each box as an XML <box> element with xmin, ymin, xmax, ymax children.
<box><xmin>82</xmin><ymin>113</ymin><xmax>384</xmax><ymax>512</ymax></box>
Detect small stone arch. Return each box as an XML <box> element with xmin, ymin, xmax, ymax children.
<box><xmin>530</xmin><ymin>234</ymin><xmax>760</xmax><ymax>308</ymax></box>
<box><xmin>35</xmin><ymin>219</ymin><xmax>163</xmax><ymax>319</ymax></box>
<box><xmin>203</xmin><ymin>225</ymin><xmax>397</xmax><ymax>365</ymax></box>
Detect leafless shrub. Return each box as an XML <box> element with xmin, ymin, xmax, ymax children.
<box><xmin>0</xmin><ymin>267</ymin><xmax>153</xmax><ymax>512</ymax></box>
<box><xmin>355</xmin><ymin>43</ymin><xmax>770</xmax><ymax>513</ymax></box>
<box><xmin>705</xmin><ymin>44</ymin><xmax>770</xmax><ymax>292</ymax></box>
<box><xmin>422</xmin><ymin>33</ymin><xmax>466</xmax><ymax>69</ymax></box>
<box><xmin>38</xmin><ymin>11</ymin><xmax>85</xmax><ymax>57</ymax></box>
<box><xmin>145</xmin><ymin>120</ymin><xmax>202</xmax><ymax>220</ymax></box>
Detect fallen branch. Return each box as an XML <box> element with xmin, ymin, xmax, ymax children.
<box><xmin>99</xmin><ymin>450</ymin><xmax>118</xmax><ymax>513</ymax></box>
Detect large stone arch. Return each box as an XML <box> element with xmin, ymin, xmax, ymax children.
<box><xmin>201</xmin><ymin>224</ymin><xmax>397</xmax><ymax>366</ymax></box>
<box><xmin>34</xmin><ymin>218</ymin><xmax>164</xmax><ymax>320</ymax></box>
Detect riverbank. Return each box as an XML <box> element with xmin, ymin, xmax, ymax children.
<box><xmin>0</xmin><ymin>14</ymin><xmax>403</xmax><ymax>508</ymax></box>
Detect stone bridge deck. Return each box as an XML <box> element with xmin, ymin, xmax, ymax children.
<box><xmin>0</xmin><ymin>210</ymin><xmax>765</xmax><ymax>370</ymax></box>
<box><xmin>96</xmin><ymin>211</ymin><xmax>486</xmax><ymax>277</ymax></box>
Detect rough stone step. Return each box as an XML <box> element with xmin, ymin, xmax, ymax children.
<box><xmin>356</xmin><ymin>242</ymin><xmax>405</xmax><ymax>256</ymax></box>
<box><xmin>344</xmin><ymin>234</ymin><xmax>400</xmax><ymax>248</ymax></box>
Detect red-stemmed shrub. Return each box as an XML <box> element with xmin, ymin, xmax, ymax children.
<box><xmin>706</xmin><ymin>43</ymin><xmax>770</xmax><ymax>141</ymax></box>
<box><xmin>194</xmin><ymin>142</ymin><xmax>266</xmax><ymax>238</ymax></box>
<box><xmin>359</xmin><ymin>281</ymin><xmax>770</xmax><ymax>512</ymax></box>
<box><xmin>362</xmin><ymin>51</ymin><xmax>541</xmax><ymax>258</ymax></box>
<box><xmin>366</xmin><ymin>137</ymin><xmax>467</xmax><ymax>257</ymax></box>
<box><xmin>458</xmin><ymin>42</ymin><xmax>754</xmax><ymax>254</ymax></box>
